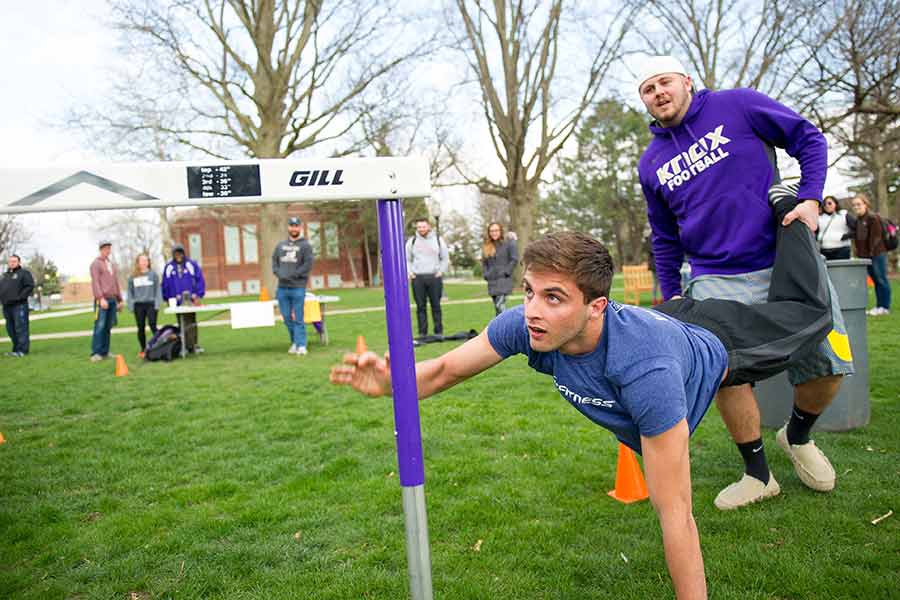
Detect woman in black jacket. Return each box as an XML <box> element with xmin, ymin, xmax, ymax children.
<box><xmin>481</xmin><ymin>222</ymin><xmax>518</xmax><ymax>315</ymax></box>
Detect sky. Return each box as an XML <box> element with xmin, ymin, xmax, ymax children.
<box><xmin>1</xmin><ymin>2</ymin><xmax>857</xmax><ymax>277</ymax></box>
<box><xmin>1</xmin><ymin>2</ymin><xmax>121</xmax><ymax>276</ymax></box>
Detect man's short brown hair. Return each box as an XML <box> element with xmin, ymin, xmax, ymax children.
<box><xmin>523</xmin><ymin>232</ymin><xmax>614</xmax><ymax>303</ymax></box>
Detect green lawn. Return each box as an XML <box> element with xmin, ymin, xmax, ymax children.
<box><xmin>1</xmin><ymin>280</ymin><xmax>897</xmax><ymax>599</ymax></box>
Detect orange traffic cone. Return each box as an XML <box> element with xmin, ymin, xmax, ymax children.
<box><xmin>867</xmin><ymin>276</ymin><xmax>874</xmax><ymax>288</ymax></box>
<box><xmin>259</xmin><ymin>286</ymin><xmax>271</xmax><ymax>301</ymax></box>
<box><xmin>356</xmin><ymin>335</ymin><xmax>368</xmax><ymax>354</ymax></box>
<box><xmin>114</xmin><ymin>354</ymin><xmax>129</xmax><ymax>377</ymax></box>
<box><xmin>0</xmin><ymin>432</ymin><xmax>5</xmax><ymax>445</ymax></box>
<box><xmin>607</xmin><ymin>443</ymin><xmax>649</xmax><ymax>503</ymax></box>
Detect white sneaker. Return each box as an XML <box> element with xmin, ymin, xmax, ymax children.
<box><xmin>90</xmin><ymin>354</ymin><xmax>104</xmax><ymax>362</ymax></box>
<box><xmin>867</xmin><ymin>307</ymin><xmax>888</xmax><ymax>316</ymax></box>
<box><xmin>878</xmin><ymin>307</ymin><xmax>890</xmax><ymax>315</ymax></box>
<box><xmin>295</xmin><ymin>346</ymin><xmax>308</xmax><ymax>356</ymax></box>
<box><xmin>776</xmin><ymin>425</ymin><xmax>836</xmax><ymax>491</ymax></box>
<box><xmin>288</xmin><ymin>344</ymin><xmax>298</xmax><ymax>354</ymax></box>
<box><xmin>714</xmin><ymin>472</ymin><xmax>781</xmax><ymax>510</ymax></box>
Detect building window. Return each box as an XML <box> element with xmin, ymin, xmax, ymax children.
<box><xmin>242</xmin><ymin>224</ymin><xmax>258</xmax><ymax>264</ymax></box>
<box><xmin>307</xmin><ymin>221</ymin><xmax>321</xmax><ymax>254</ymax></box>
<box><xmin>189</xmin><ymin>233</ymin><xmax>203</xmax><ymax>266</ymax></box>
<box><xmin>325</xmin><ymin>223</ymin><xmax>339</xmax><ymax>258</ymax></box>
<box><xmin>227</xmin><ymin>280</ymin><xmax>243</xmax><ymax>295</ymax></box>
<box><xmin>224</xmin><ymin>225</ymin><xmax>241</xmax><ymax>265</ymax></box>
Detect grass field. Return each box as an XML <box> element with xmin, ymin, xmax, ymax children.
<box><xmin>1</xmin><ymin>280</ymin><xmax>898</xmax><ymax>599</ymax></box>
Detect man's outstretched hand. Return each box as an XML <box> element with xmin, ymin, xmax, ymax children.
<box><xmin>330</xmin><ymin>351</ymin><xmax>392</xmax><ymax>397</ymax></box>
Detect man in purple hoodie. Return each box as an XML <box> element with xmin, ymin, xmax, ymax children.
<box><xmin>162</xmin><ymin>244</ymin><xmax>206</xmax><ymax>353</ymax></box>
<box><xmin>637</xmin><ymin>56</ymin><xmax>854</xmax><ymax>510</ymax></box>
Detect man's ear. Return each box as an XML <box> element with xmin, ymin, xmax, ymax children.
<box><xmin>589</xmin><ymin>296</ymin><xmax>608</xmax><ymax>319</ymax></box>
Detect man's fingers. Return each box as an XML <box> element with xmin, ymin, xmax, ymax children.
<box><xmin>782</xmin><ymin>209</ymin><xmax>817</xmax><ymax>231</ymax></box>
<box><xmin>330</xmin><ymin>365</ymin><xmax>353</xmax><ymax>384</ymax></box>
<box><xmin>782</xmin><ymin>209</ymin><xmax>799</xmax><ymax>226</ymax></box>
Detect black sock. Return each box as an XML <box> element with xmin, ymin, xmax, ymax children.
<box><xmin>736</xmin><ymin>439</ymin><xmax>770</xmax><ymax>484</ymax></box>
<box><xmin>786</xmin><ymin>405</ymin><xmax>820</xmax><ymax>445</ymax></box>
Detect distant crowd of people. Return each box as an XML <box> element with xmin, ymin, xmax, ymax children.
<box><xmin>816</xmin><ymin>193</ymin><xmax>893</xmax><ymax>315</ymax></box>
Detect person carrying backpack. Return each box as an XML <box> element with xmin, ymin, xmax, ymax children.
<box><xmin>406</xmin><ymin>217</ymin><xmax>449</xmax><ymax>337</ymax></box>
<box><xmin>850</xmin><ymin>193</ymin><xmax>892</xmax><ymax>315</ymax></box>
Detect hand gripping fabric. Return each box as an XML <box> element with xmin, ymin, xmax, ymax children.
<box><xmin>654</xmin><ymin>184</ymin><xmax>833</xmax><ymax>387</ymax></box>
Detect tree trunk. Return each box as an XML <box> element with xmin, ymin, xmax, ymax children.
<box><xmin>259</xmin><ymin>203</ymin><xmax>286</xmax><ymax>295</ymax></box>
<box><xmin>507</xmin><ymin>178</ymin><xmax>539</xmax><ymax>279</ymax></box>
<box><xmin>873</xmin><ymin>149</ymin><xmax>889</xmax><ymax>214</ymax></box>
<box><xmin>363</xmin><ymin>225</ymin><xmax>376</xmax><ymax>286</ymax></box>
<box><xmin>344</xmin><ymin>238</ymin><xmax>360</xmax><ymax>287</ymax></box>
<box><xmin>614</xmin><ymin>221</ymin><xmax>627</xmax><ymax>267</ymax></box>
<box><xmin>158</xmin><ymin>207</ymin><xmax>173</xmax><ymax>260</ymax></box>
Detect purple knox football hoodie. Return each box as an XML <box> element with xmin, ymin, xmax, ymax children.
<box><xmin>638</xmin><ymin>88</ymin><xmax>827</xmax><ymax>299</ymax></box>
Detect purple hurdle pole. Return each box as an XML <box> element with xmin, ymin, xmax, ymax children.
<box><xmin>376</xmin><ymin>198</ymin><xmax>433</xmax><ymax>600</ymax></box>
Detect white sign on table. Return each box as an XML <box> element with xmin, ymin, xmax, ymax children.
<box><xmin>229</xmin><ymin>301</ymin><xmax>276</xmax><ymax>329</ymax></box>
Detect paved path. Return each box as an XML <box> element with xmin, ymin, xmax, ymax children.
<box><xmin>0</xmin><ymin>307</ymin><xmax>94</xmax><ymax>326</ymax></box>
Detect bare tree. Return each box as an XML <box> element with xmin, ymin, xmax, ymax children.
<box><xmin>799</xmin><ymin>0</ymin><xmax>899</xmax><ymax>128</ymax></box>
<box><xmin>0</xmin><ymin>217</ymin><xmax>30</xmax><ymax>259</ymax></box>
<box><xmin>836</xmin><ymin>116</ymin><xmax>900</xmax><ymax>214</ymax></box>
<box><xmin>448</xmin><ymin>0</ymin><xmax>636</xmax><ymax>254</ymax></box>
<box><xmin>103</xmin><ymin>0</ymin><xmax>433</xmax><ymax>291</ymax></box>
<box><xmin>640</xmin><ymin>0</ymin><xmax>830</xmax><ymax>104</ymax></box>
<box><xmin>794</xmin><ymin>0</ymin><xmax>900</xmax><ymax>213</ymax></box>
<box><xmin>90</xmin><ymin>210</ymin><xmax>164</xmax><ymax>288</ymax></box>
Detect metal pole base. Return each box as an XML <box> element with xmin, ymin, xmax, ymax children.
<box><xmin>402</xmin><ymin>485</ymin><xmax>433</xmax><ymax>600</ymax></box>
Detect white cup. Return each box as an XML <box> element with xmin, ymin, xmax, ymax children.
<box><xmin>168</xmin><ymin>297</ymin><xmax>177</xmax><ymax>308</ymax></box>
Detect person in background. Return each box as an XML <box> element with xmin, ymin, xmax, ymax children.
<box><xmin>481</xmin><ymin>222</ymin><xmax>518</xmax><ymax>315</ymax></box>
<box><xmin>127</xmin><ymin>253</ymin><xmax>162</xmax><ymax>357</ymax></box>
<box><xmin>850</xmin><ymin>193</ymin><xmax>891</xmax><ymax>316</ymax></box>
<box><xmin>162</xmin><ymin>244</ymin><xmax>206</xmax><ymax>353</ymax></box>
<box><xmin>89</xmin><ymin>241</ymin><xmax>123</xmax><ymax>362</ymax></box>
<box><xmin>272</xmin><ymin>216</ymin><xmax>315</xmax><ymax>355</ymax></box>
<box><xmin>406</xmin><ymin>217</ymin><xmax>449</xmax><ymax>337</ymax></box>
<box><xmin>0</xmin><ymin>254</ymin><xmax>35</xmax><ymax>357</ymax></box>
<box><xmin>817</xmin><ymin>196</ymin><xmax>854</xmax><ymax>261</ymax></box>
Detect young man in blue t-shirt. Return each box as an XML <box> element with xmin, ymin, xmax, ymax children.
<box><xmin>330</xmin><ymin>189</ymin><xmax>835</xmax><ymax>599</ymax></box>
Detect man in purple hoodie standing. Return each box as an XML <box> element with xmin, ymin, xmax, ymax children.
<box><xmin>162</xmin><ymin>244</ymin><xmax>206</xmax><ymax>353</ymax></box>
<box><xmin>637</xmin><ymin>56</ymin><xmax>854</xmax><ymax>510</ymax></box>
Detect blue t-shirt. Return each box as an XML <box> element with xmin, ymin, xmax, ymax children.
<box><xmin>487</xmin><ymin>302</ymin><xmax>728</xmax><ymax>454</ymax></box>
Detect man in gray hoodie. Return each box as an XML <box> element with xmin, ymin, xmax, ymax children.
<box><xmin>406</xmin><ymin>217</ymin><xmax>449</xmax><ymax>337</ymax></box>
<box><xmin>272</xmin><ymin>217</ymin><xmax>315</xmax><ymax>355</ymax></box>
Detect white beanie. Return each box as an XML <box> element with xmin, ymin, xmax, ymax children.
<box><xmin>636</xmin><ymin>56</ymin><xmax>688</xmax><ymax>91</ymax></box>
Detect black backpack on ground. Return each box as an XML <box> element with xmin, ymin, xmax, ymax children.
<box><xmin>144</xmin><ymin>325</ymin><xmax>182</xmax><ymax>361</ymax></box>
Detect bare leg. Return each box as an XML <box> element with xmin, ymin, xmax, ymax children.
<box><xmin>794</xmin><ymin>375</ymin><xmax>842</xmax><ymax>414</ymax></box>
<box><xmin>715</xmin><ymin>384</ymin><xmax>760</xmax><ymax>443</ymax></box>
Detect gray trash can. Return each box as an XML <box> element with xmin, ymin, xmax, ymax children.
<box><xmin>756</xmin><ymin>258</ymin><xmax>871</xmax><ymax>431</ymax></box>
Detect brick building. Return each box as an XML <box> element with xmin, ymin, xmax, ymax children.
<box><xmin>61</xmin><ymin>276</ymin><xmax>95</xmax><ymax>304</ymax></box>
<box><xmin>169</xmin><ymin>205</ymin><xmax>373</xmax><ymax>295</ymax></box>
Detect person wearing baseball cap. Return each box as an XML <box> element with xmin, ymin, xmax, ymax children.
<box><xmin>89</xmin><ymin>239</ymin><xmax>123</xmax><ymax>362</ymax></box>
<box><xmin>272</xmin><ymin>216</ymin><xmax>315</xmax><ymax>355</ymax></box>
<box><xmin>636</xmin><ymin>55</ymin><xmax>852</xmax><ymax>511</ymax></box>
